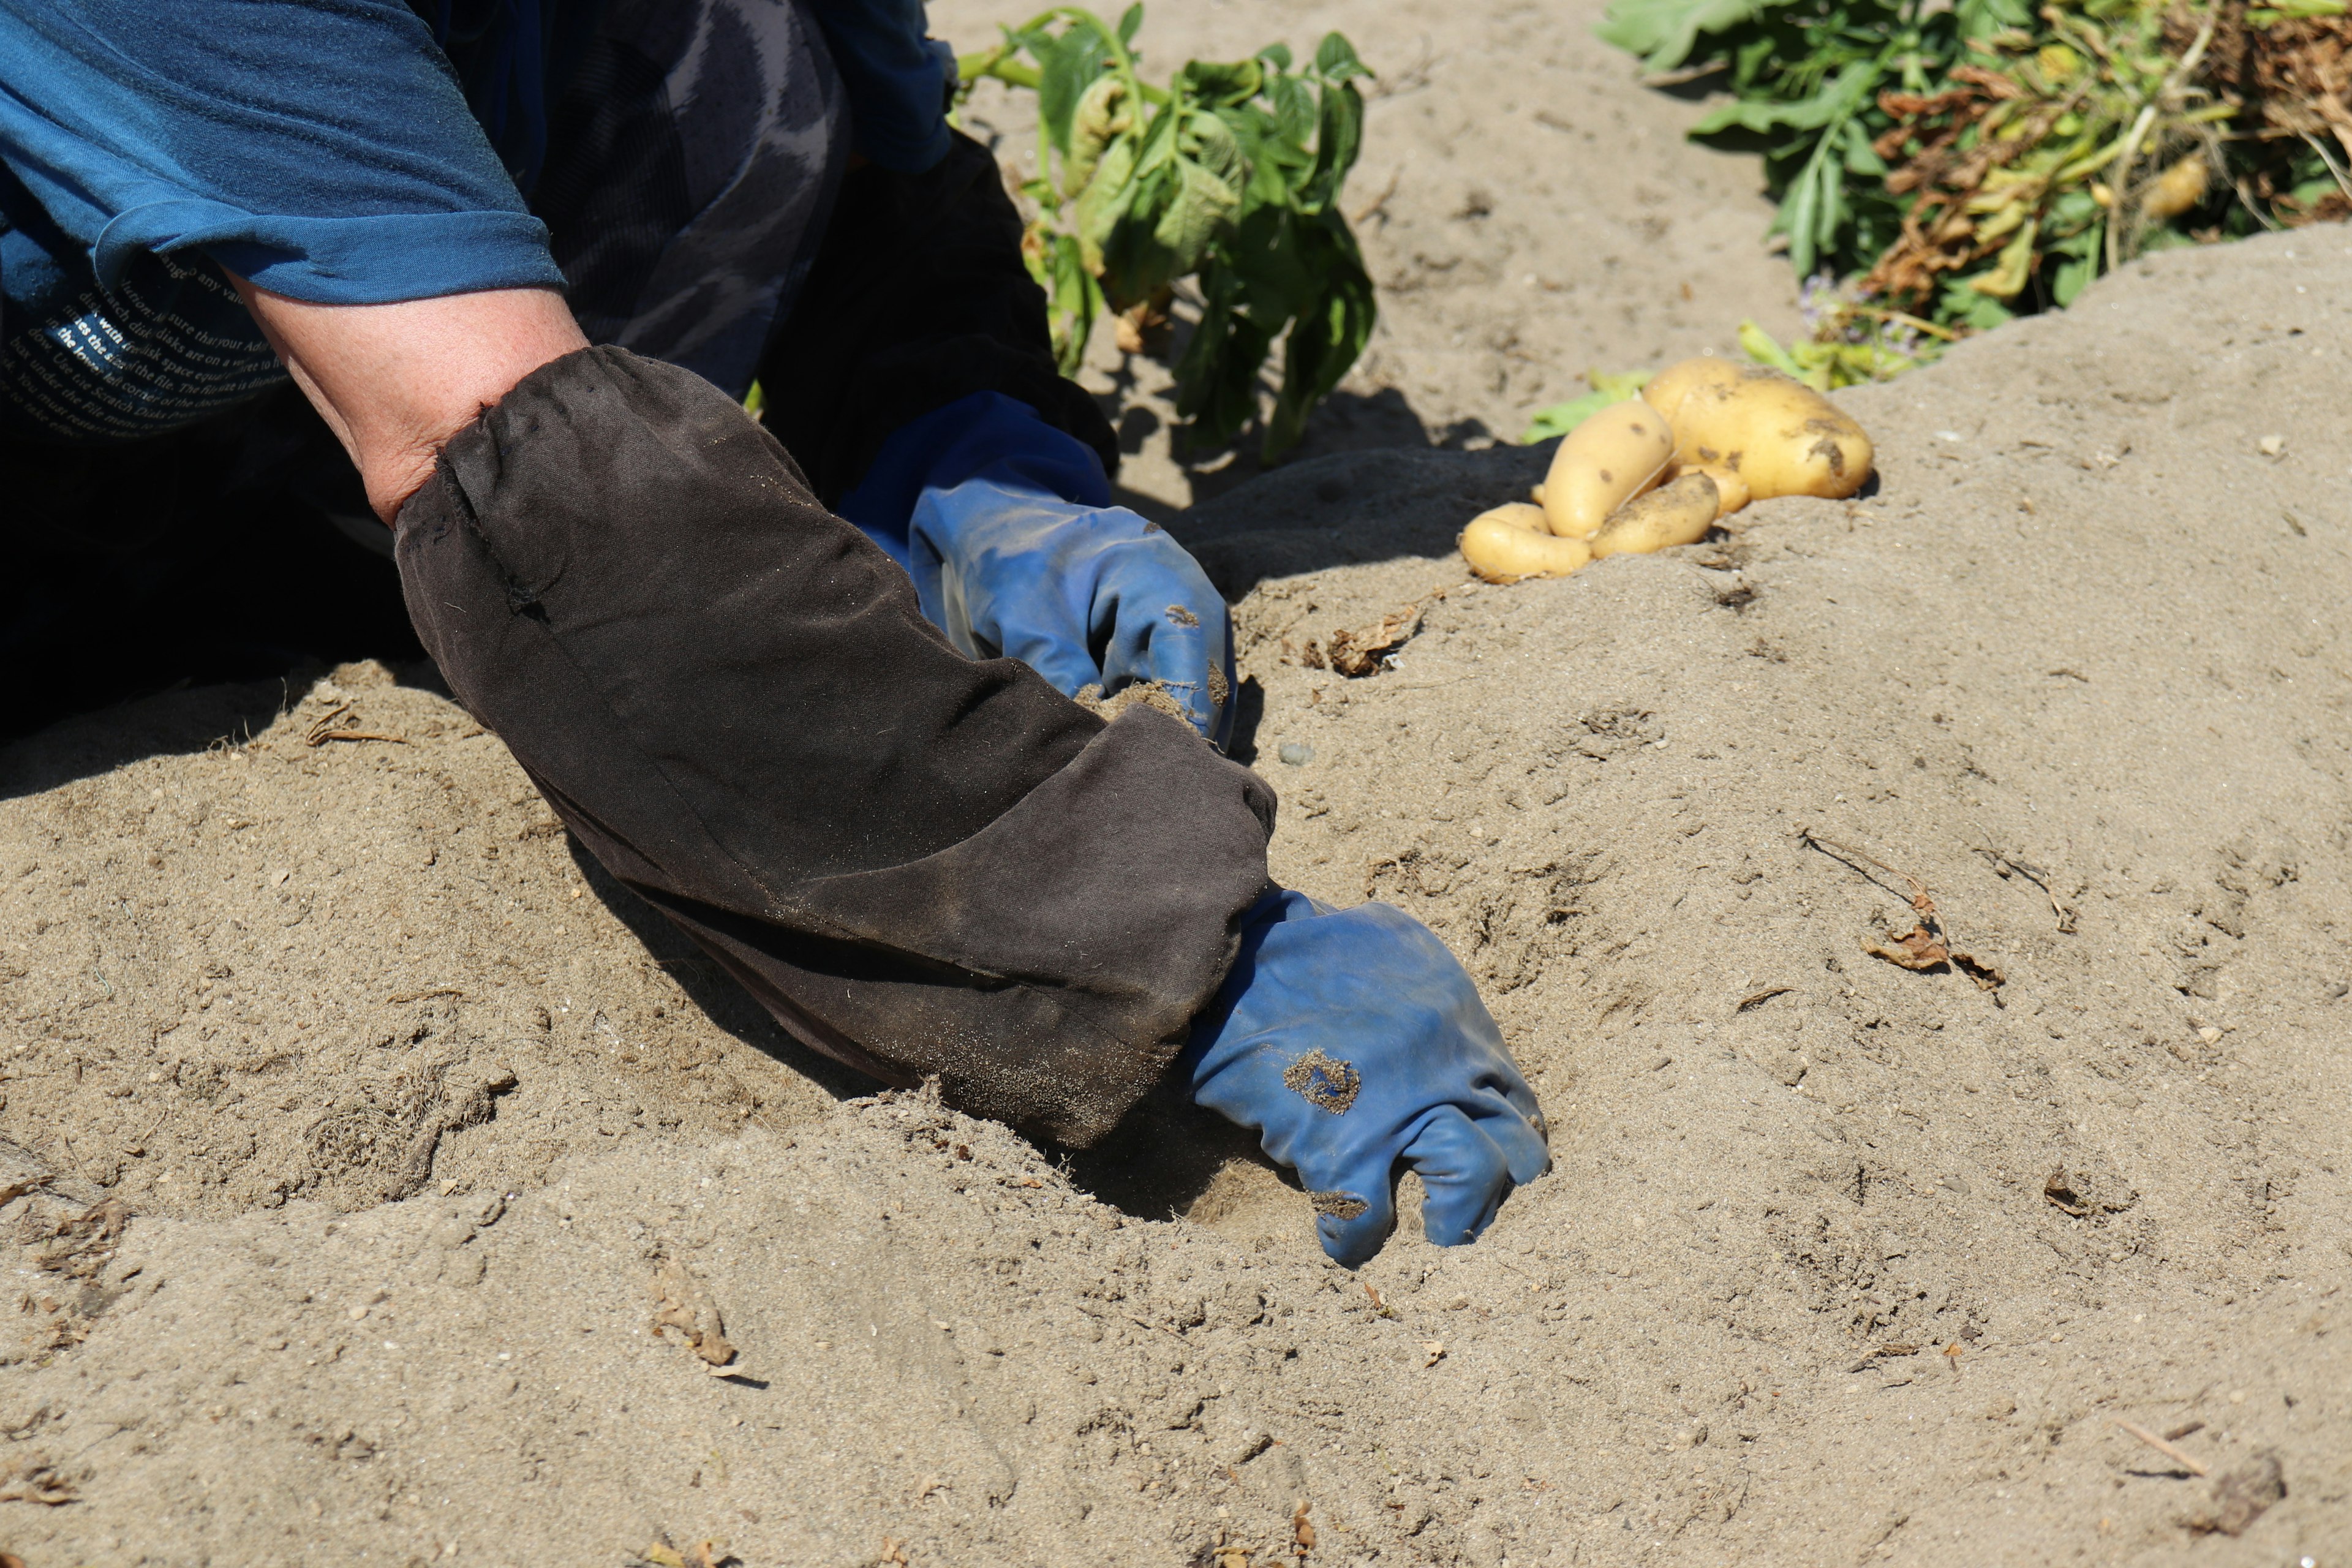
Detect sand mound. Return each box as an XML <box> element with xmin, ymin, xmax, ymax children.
<box><xmin>2</xmin><ymin>232</ymin><xmax>2350</xmax><ymax>1566</ymax></box>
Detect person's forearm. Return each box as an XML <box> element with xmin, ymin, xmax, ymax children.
<box><xmin>230</xmin><ymin>277</ymin><xmax>589</xmax><ymax>522</ymax></box>
<box><xmin>393</xmin><ymin>345</ymin><xmax>1276</xmax><ymax>1145</ymax></box>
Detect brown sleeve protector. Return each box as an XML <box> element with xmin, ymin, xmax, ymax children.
<box><xmin>394</xmin><ymin>345</ymin><xmax>1272</xmax><ymax>1144</ymax></box>
<box><xmin>755</xmin><ymin>129</ymin><xmax>1120</xmax><ymax>507</ymax></box>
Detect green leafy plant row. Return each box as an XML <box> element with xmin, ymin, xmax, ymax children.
<box><xmin>959</xmin><ymin>6</ymin><xmax>1378</xmax><ymax>460</ymax></box>
<box><xmin>1566</xmin><ymin>0</ymin><xmax>2350</xmax><ymax>401</ymax></box>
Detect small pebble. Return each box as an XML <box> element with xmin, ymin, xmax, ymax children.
<box><xmin>1278</xmin><ymin>742</ymin><xmax>1315</xmax><ymax>767</ymax></box>
<box><xmin>348</xmin><ymin>1305</ymin><xmax>369</xmax><ymax>1321</ymax></box>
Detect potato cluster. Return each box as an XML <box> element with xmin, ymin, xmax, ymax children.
<box><xmin>1459</xmin><ymin>358</ymin><xmax>1874</xmax><ymax>584</ymax></box>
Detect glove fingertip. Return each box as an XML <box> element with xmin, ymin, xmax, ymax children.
<box><xmin>1311</xmin><ymin>1189</ymin><xmax>1393</xmax><ymax>1268</ymax></box>
<box><xmin>1421</xmin><ymin>1183</ymin><xmax>1506</xmax><ymax>1249</ymax></box>
<box><xmin>1498</xmin><ymin>1120</ymin><xmax>1553</xmax><ymax>1186</ymax></box>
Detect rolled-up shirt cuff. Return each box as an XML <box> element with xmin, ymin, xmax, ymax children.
<box><xmin>92</xmin><ymin>201</ymin><xmax>564</xmax><ymax>303</ymax></box>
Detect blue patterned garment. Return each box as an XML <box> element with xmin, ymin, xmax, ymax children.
<box><xmin>0</xmin><ymin>0</ymin><xmax>949</xmax><ymax>443</ymax></box>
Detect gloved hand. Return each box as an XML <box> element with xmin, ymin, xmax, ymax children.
<box><xmin>837</xmin><ymin>391</ymin><xmax>1233</xmax><ymax>747</ymax></box>
<box><xmin>1178</xmin><ymin>890</ymin><xmax>1551</xmax><ymax>1265</ymax></box>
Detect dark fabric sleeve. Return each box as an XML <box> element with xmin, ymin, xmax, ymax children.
<box><xmin>804</xmin><ymin>0</ymin><xmax>955</xmax><ymax>173</ymax></box>
<box><xmin>755</xmin><ymin>128</ymin><xmax>1118</xmax><ymax>508</ymax></box>
<box><xmin>393</xmin><ymin>345</ymin><xmax>1274</xmax><ymax>1145</ymax></box>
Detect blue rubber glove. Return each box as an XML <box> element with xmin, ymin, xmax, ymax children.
<box><xmin>838</xmin><ymin>392</ymin><xmax>1234</xmax><ymax>747</ymax></box>
<box><xmin>1179</xmin><ymin>890</ymin><xmax>1551</xmax><ymax>1266</ymax></box>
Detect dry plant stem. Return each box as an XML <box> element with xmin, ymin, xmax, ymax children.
<box><xmin>2304</xmin><ymin>130</ymin><xmax>2352</xmax><ymax>204</ymax></box>
<box><xmin>304</xmin><ymin>702</ymin><xmax>407</xmax><ymax>748</ymax></box>
<box><xmin>2106</xmin><ymin>5</ymin><xmax>2222</xmax><ymax>271</ymax></box>
<box><xmin>1970</xmin><ymin>827</ymin><xmax>2077</xmax><ymax>932</ymax></box>
<box><xmin>1803</xmin><ymin>831</ymin><xmax>1934</xmax><ymax>916</ymax></box>
<box><xmin>2113</xmin><ymin>1417</ymin><xmax>2210</xmax><ymax>1477</ymax></box>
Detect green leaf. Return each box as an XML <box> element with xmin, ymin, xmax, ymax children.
<box><xmin>1038</xmin><ymin>24</ymin><xmax>1111</xmax><ymax>156</ymax></box>
<box><xmin>1117</xmin><ymin>2</ymin><xmax>1145</xmax><ymax>47</ymax></box>
<box><xmin>1692</xmin><ymin>56</ymin><xmax>1877</xmax><ymax>136</ymax></box>
<box><xmin>1262</xmin><ymin>217</ymin><xmax>1376</xmax><ymax>458</ymax></box>
<box><xmin>1043</xmin><ymin>232</ymin><xmax>1103</xmax><ymax>375</ymax></box>
<box><xmin>1257</xmin><ymin>42</ymin><xmax>1294</xmax><ymax>72</ymax></box>
<box><xmin>1596</xmin><ymin>0</ymin><xmax>1776</xmax><ymax>73</ymax></box>
<box><xmin>2049</xmin><ymin>242</ymin><xmax>2098</xmax><ymax>307</ymax></box>
<box><xmin>1074</xmin><ymin>135</ymin><xmax>1140</xmax><ymax>274</ymax></box>
<box><xmin>1313</xmin><ymin>32</ymin><xmax>1366</xmax><ymax>82</ymax></box>
<box><xmin>1953</xmin><ymin>0</ymin><xmax>2033</xmax><ymax>36</ymax></box>
<box><xmin>1306</xmin><ymin>80</ymin><xmax>1365</xmax><ymax>211</ymax></box>
<box><xmin>1939</xmin><ymin>273</ymin><xmax>2016</xmax><ymax>330</ymax></box>
<box><xmin>1969</xmin><ymin>219</ymin><xmax>2038</xmax><ymax>299</ymax></box>
<box><xmin>1066</xmin><ymin>76</ymin><xmax>1134</xmax><ymax>197</ymax></box>
<box><xmin>1267</xmin><ymin>72</ymin><xmax>1316</xmax><ymax>149</ymax></box>
<box><xmin>1736</xmin><ymin>319</ymin><xmax>1812</xmax><ymax>380</ymax></box>
<box><xmin>1177</xmin><ymin>59</ymin><xmax>1263</xmax><ymax>107</ymax></box>
<box><xmin>1154</xmin><ymin>149</ymin><xmax>1244</xmax><ymax>274</ymax></box>
<box><xmin>1588</xmin><ymin>367</ymin><xmax>1652</xmax><ymax>402</ymax></box>
<box><xmin>1174</xmin><ymin>263</ymin><xmax>1270</xmax><ymax>443</ymax></box>
<box><xmin>1838</xmin><ymin>116</ymin><xmax>1886</xmax><ymax>178</ymax></box>
<box><xmin>1781</xmin><ymin>156</ymin><xmax>1823</xmax><ymax>276</ymax></box>
<box><xmin>1518</xmin><ymin>370</ymin><xmax>1652</xmax><ymax>445</ymax></box>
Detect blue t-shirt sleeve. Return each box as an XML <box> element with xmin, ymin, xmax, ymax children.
<box><xmin>807</xmin><ymin>0</ymin><xmax>955</xmax><ymax>174</ymax></box>
<box><xmin>0</xmin><ymin>0</ymin><xmax>564</xmax><ymax>305</ymax></box>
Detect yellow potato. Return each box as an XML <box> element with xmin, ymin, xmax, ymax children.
<box><xmin>2142</xmin><ymin>153</ymin><xmax>2209</xmax><ymax>222</ymax></box>
<box><xmin>1588</xmin><ymin>472</ymin><xmax>1719</xmax><ymax>559</ymax></box>
<box><xmin>1460</xmin><ymin>502</ymin><xmax>1593</xmax><ymax>583</ymax></box>
<box><xmin>1540</xmin><ymin>399</ymin><xmax>1673</xmax><ymax>540</ymax></box>
<box><xmin>1639</xmin><ymin>355</ymin><xmax>1746</xmax><ymax>426</ymax></box>
<box><xmin>1681</xmin><ymin>462</ymin><xmax>1750</xmax><ymax>515</ymax></box>
<box><xmin>1642</xmin><ymin>358</ymin><xmax>1873</xmax><ymax>502</ymax></box>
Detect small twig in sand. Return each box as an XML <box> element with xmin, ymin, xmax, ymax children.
<box><xmin>1736</xmin><ymin>986</ymin><xmax>1793</xmax><ymax>1013</ymax></box>
<box><xmin>2113</xmin><ymin>1417</ymin><xmax>2209</xmax><ymax>1477</ymax></box>
<box><xmin>1804</xmin><ymin>832</ymin><xmax>1931</xmax><ymax>912</ymax></box>
<box><xmin>305</xmin><ymin>702</ymin><xmax>407</xmax><ymax>747</ymax></box>
<box><xmin>1970</xmin><ymin>824</ymin><xmax>2077</xmax><ymax>933</ymax></box>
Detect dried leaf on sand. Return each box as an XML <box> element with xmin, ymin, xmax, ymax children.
<box><xmin>651</xmin><ymin>1257</ymin><xmax>736</xmax><ymax>1368</ymax></box>
<box><xmin>1325</xmin><ymin>605</ymin><xmax>1425</xmax><ymax>677</ymax></box>
<box><xmin>1808</xmin><ymin>833</ymin><xmax>2004</xmax><ymax>990</ymax></box>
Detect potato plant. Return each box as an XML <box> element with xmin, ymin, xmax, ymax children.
<box><xmin>1595</xmin><ymin>0</ymin><xmax>2352</xmax><ymax>342</ymax></box>
<box><xmin>958</xmin><ymin>6</ymin><xmax>1378</xmax><ymax>460</ymax></box>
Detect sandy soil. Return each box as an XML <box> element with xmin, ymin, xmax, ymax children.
<box><xmin>2</xmin><ymin>10</ymin><xmax>2351</xmax><ymax>1567</ymax></box>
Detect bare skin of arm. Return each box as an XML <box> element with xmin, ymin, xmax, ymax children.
<box><xmin>229</xmin><ymin>277</ymin><xmax>589</xmax><ymax>524</ymax></box>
